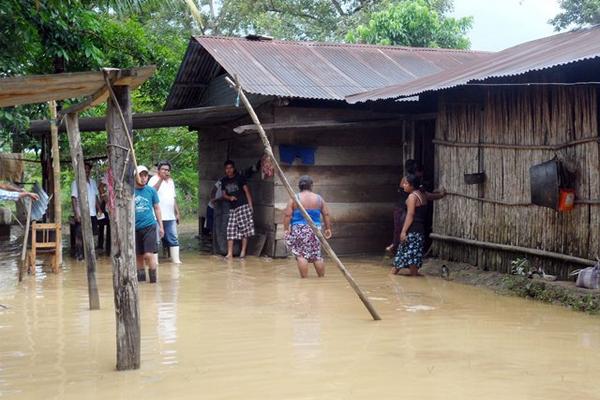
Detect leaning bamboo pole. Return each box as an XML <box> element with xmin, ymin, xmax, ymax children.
<box><xmin>224</xmin><ymin>76</ymin><xmax>381</xmax><ymax>321</ymax></box>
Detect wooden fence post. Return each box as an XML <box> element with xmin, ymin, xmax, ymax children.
<box><xmin>49</xmin><ymin>101</ymin><xmax>62</xmax><ymax>266</ymax></box>
<box><xmin>65</xmin><ymin>113</ymin><xmax>100</xmax><ymax>310</ymax></box>
<box><xmin>106</xmin><ymin>85</ymin><xmax>140</xmax><ymax>370</ymax></box>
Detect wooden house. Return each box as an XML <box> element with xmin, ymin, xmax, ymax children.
<box><xmin>348</xmin><ymin>27</ymin><xmax>600</xmax><ymax>277</ymax></box>
<box><xmin>164</xmin><ymin>36</ymin><xmax>489</xmax><ymax>256</ymax></box>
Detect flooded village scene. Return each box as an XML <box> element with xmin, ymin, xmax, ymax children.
<box><xmin>2</xmin><ymin>1</ymin><xmax>600</xmax><ymax>399</ymax></box>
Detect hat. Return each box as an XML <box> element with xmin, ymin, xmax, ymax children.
<box><xmin>136</xmin><ymin>165</ymin><xmax>149</xmax><ymax>175</ymax></box>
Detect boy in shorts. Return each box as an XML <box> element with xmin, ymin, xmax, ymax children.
<box><xmin>135</xmin><ymin>165</ymin><xmax>164</xmax><ymax>283</ymax></box>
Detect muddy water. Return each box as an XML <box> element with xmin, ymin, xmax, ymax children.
<box><xmin>1</xmin><ymin>253</ymin><xmax>599</xmax><ymax>400</ymax></box>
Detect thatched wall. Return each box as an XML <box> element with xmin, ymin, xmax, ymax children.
<box><xmin>432</xmin><ymin>86</ymin><xmax>599</xmax><ymax>277</ymax></box>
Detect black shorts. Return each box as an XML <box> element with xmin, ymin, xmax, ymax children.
<box><xmin>135</xmin><ymin>224</ymin><xmax>158</xmax><ymax>255</ymax></box>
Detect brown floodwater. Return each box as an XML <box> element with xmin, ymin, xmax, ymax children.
<box><xmin>1</xmin><ymin>251</ymin><xmax>599</xmax><ymax>399</ymax></box>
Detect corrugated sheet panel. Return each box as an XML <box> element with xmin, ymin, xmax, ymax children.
<box><xmin>346</xmin><ymin>26</ymin><xmax>600</xmax><ymax>103</ymax></box>
<box><xmin>165</xmin><ymin>36</ymin><xmax>489</xmax><ymax>109</ymax></box>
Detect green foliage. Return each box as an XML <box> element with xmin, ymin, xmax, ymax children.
<box><xmin>551</xmin><ymin>0</ymin><xmax>600</xmax><ymax>30</ymax></box>
<box><xmin>1</xmin><ymin>0</ymin><xmax>471</xmax><ymax>221</ymax></box>
<box><xmin>345</xmin><ymin>0</ymin><xmax>472</xmax><ymax>48</ymax></box>
<box><xmin>0</xmin><ymin>1</ymin><xmax>192</xmax><ymax>218</ymax></box>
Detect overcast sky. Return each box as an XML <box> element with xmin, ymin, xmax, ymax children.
<box><xmin>451</xmin><ymin>0</ymin><xmax>562</xmax><ymax>51</ymax></box>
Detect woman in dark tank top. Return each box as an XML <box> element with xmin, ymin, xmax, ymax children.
<box><xmin>392</xmin><ymin>174</ymin><xmax>429</xmax><ymax>277</ymax></box>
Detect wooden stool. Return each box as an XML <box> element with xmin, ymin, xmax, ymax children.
<box><xmin>27</xmin><ymin>222</ymin><xmax>61</xmax><ymax>274</ymax></box>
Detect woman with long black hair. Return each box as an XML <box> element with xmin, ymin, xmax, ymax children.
<box><xmin>393</xmin><ymin>174</ymin><xmax>430</xmax><ymax>276</ymax></box>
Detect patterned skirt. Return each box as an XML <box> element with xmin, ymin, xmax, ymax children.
<box><xmin>393</xmin><ymin>232</ymin><xmax>425</xmax><ymax>269</ymax></box>
<box><xmin>285</xmin><ymin>224</ymin><xmax>322</xmax><ymax>263</ymax></box>
<box><xmin>227</xmin><ymin>204</ymin><xmax>255</xmax><ymax>240</ymax></box>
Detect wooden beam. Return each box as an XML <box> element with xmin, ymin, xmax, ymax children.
<box><xmin>233</xmin><ymin>119</ymin><xmax>408</xmax><ymax>134</ymax></box>
<box><xmin>29</xmin><ymin>106</ymin><xmax>247</xmax><ymax>135</ymax></box>
<box><xmin>49</xmin><ymin>101</ymin><xmax>62</xmax><ymax>266</ymax></box>
<box><xmin>431</xmin><ymin>233</ymin><xmax>597</xmax><ymax>266</ymax></box>
<box><xmin>106</xmin><ymin>85</ymin><xmax>140</xmax><ymax>371</ymax></box>
<box><xmin>65</xmin><ymin>113</ymin><xmax>100</xmax><ymax>310</ymax></box>
<box><xmin>0</xmin><ymin>66</ymin><xmax>155</xmax><ymax>108</ymax></box>
<box><xmin>59</xmin><ymin>69</ymin><xmax>143</xmax><ymax>116</ymax></box>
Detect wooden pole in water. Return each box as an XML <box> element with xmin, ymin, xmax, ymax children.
<box><xmin>224</xmin><ymin>76</ymin><xmax>381</xmax><ymax>321</ymax></box>
<box><xmin>49</xmin><ymin>101</ymin><xmax>63</xmax><ymax>266</ymax></box>
<box><xmin>65</xmin><ymin>113</ymin><xmax>100</xmax><ymax>310</ymax></box>
<box><xmin>106</xmin><ymin>83</ymin><xmax>141</xmax><ymax>370</ymax></box>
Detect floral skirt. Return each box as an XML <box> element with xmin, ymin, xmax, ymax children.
<box><xmin>285</xmin><ymin>224</ymin><xmax>322</xmax><ymax>263</ymax></box>
<box><xmin>393</xmin><ymin>232</ymin><xmax>425</xmax><ymax>269</ymax></box>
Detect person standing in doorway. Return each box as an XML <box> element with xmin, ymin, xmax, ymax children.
<box><xmin>97</xmin><ymin>176</ymin><xmax>111</xmax><ymax>255</ymax></box>
<box><xmin>135</xmin><ymin>166</ymin><xmax>164</xmax><ymax>283</ymax></box>
<box><xmin>221</xmin><ymin>160</ymin><xmax>254</xmax><ymax>259</ymax></box>
<box><xmin>71</xmin><ymin>162</ymin><xmax>102</xmax><ymax>260</ymax></box>
<box><xmin>392</xmin><ymin>174</ymin><xmax>428</xmax><ymax>276</ymax></box>
<box><xmin>149</xmin><ymin>160</ymin><xmax>181</xmax><ymax>264</ymax></box>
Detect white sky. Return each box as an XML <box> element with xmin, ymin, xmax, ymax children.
<box><xmin>451</xmin><ymin>0</ymin><xmax>562</xmax><ymax>51</ymax></box>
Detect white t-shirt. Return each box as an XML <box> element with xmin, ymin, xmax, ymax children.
<box><xmin>148</xmin><ymin>175</ymin><xmax>176</xmax><ymax>221</ymax></box>
<box><xmin>71</xmin><ymin>179</ymin><xmax>99</xmax><ymax>217</ymax></box>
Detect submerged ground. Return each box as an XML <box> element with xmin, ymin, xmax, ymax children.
<box><xmin>1</xmin><ymin>243</ymin><xmax>600</xmax><ymax>400</ymax></box>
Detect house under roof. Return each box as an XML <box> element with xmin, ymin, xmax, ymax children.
<box><xmin>165</xmin><ymin>35</ymin><xmax>491</xmax><ymax>110</ymax></box>
<box><xmin>346</xmin><ymin>25</ymin><xmax>600</xmax><ymax>103</ymax></box>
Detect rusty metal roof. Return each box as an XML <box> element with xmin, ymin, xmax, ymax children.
<box><xmin>165</xmin><ymin>36</ymin><xmax>490</xmax><ymax>110</ymax></box>
<box><xmin>346</xmin><ymin>26</ymin><xmax>600</xmax><ymax>104</ymax></box>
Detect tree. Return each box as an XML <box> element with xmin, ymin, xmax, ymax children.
<box><xmin>550</xmin><ymin>0</ymin><xmax>600</xmax><ymax>30</ymax></box>
<box><xmin>345</xmin><ymin>0</ymin><xmax>473</xmax><ymax>48</ymax></box>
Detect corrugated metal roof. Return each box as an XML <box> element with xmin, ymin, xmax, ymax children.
<box><xmin>346</xmin><ymin>26</ymin><xmax>600</xmax><ymax>104</ymax></box>
<box><xmin>164</xmin><ymin>36</ymin><xmax>490</xmax><ymax>110</ymax></box>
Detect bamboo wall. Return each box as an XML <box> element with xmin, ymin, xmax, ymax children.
<box><xmin>433</xmin><ymin>86</ymin><xmax>599</xmax><ymax>277</ymax></box>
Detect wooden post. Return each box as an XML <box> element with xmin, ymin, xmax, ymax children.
<box><xmin>49</xmin><ymin>101</ymin><xmax>63</xmax><ymax>266</ymax></box>
<box><xmin>65</xmin><ymin>113</ymin><xmax>100</xmax><ymax>310</ymax></box>
<box><xmin>106</xmin><ymin>85</ymin><xmax>140</xmax><ymax>370</ymax></box>
<box><xmin>225</xmin><ymin>77</ymin><xmax>381</xmax><ymax>321</ymax></box>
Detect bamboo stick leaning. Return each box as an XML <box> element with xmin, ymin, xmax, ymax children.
<box><xmin>19</xmin><ymin>199</ymin><xmax>32</xmax><ymax>282</ymax></box>
<box><xmin>224</xmin><ymin>76</ymin><xmax>381</xmax><ymax>321</ymax></box>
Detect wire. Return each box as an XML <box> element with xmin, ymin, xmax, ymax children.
<box><xmin>466</xmin><ymin>81</ymin><xmax>600</xmax><ymax>87</ymax></box>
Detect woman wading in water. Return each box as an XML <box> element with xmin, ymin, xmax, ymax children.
<box><xmin>393</xmin><ymin>174</ymin><xmax>441</xmax><ymax>276</ymax></box>
<box><xmin>283</xmin><ymin>176</ymin><xmax>332</xmax><ymax>278</ymax></box>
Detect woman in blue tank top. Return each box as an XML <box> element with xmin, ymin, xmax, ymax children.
<box><xmin>283</xmin><ymin>175</ymin><xmax>332</xmax><ymax>278</ymax></box>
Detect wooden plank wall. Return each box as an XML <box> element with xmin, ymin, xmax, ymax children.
<box><xmin>269</xmin><ymin>117</ymin><xmax>415</xmax><ymax>257</ymax></box>
<box><xmin>196</xmin><ymin>110</ymin><xmax>276</xmax><ymax>252</ymax></box>
<box><xmin>432</xmin><ymin>86</ymin><xmax>599</xmax><ymax>278</ymax></box>
<box><xmin>197</xmin><ymin>106</ymin><xmax>431</xmax><ymax>257</ymax></box>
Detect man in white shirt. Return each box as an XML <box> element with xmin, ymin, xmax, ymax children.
<box><xmin>71</xmin><ymin>162</ymin><xmax>102</xmax><ymax>260</ymax></box>
<box><xmin>148</xmin><ymin>160</ymin><xmax>182</xmax><ymax>264</ymax></box>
